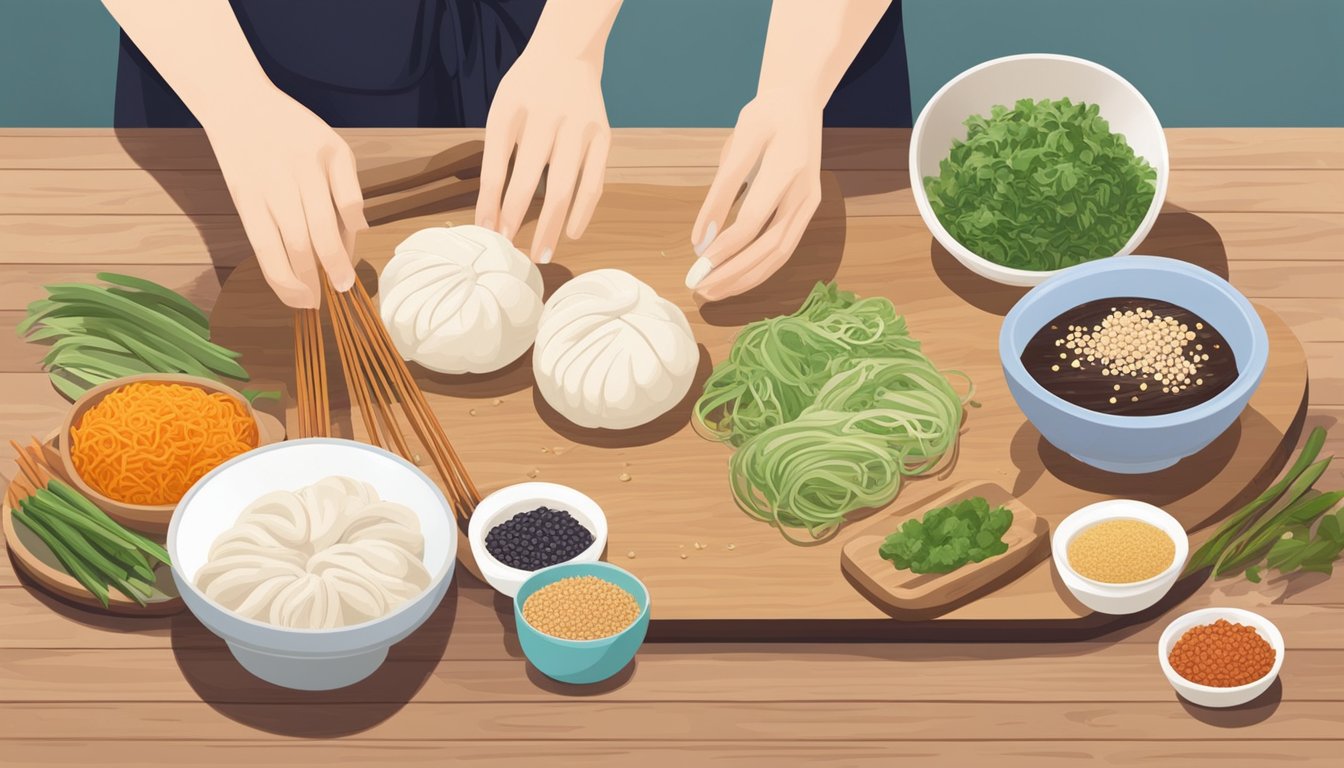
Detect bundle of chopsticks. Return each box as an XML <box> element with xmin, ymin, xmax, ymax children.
<box><xmin>292</xmin><ymin>145</ymin><xmax>485</xmax><ymax>525</ymax></box>
<box><xmin>293</xmin><ymin>280</ymin><xmax>482</xmax><ymax>526</ymax></box>
<box><xmin>293</xmin><ymin>144</ymin><xmax>486</xmax><ymax>523</ymax></box>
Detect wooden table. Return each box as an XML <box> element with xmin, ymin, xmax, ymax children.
<box><xmin>1</xmin><ymin>128</ymin><xmax>1341</xmax><ymax>766</ymax></box>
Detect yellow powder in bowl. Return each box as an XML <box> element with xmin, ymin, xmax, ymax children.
<box><xmin>1067</xmin><ymin>518</ymin><xmax>1175</xmax><ymax>584</ymax></box>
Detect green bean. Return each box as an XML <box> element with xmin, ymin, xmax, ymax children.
<box><xmin>43</xmin><ymin>335</ymin><xmax>133</xmax><ymax>360</ymax></box>
<box><xmin>106</xmin><ymin>288</ymin><xmax>212</xmax><ymax>340</ymax></box>
<box><xmin>47</xmin><ymin>347</ymin><xmax>158</xmax><ymax>379</ymax></box>
<box><xmin>24</xmin><ymin>502</ymin><xmax>130</xmax><ymax>582</ymax></box>
<box><xmin>91</xmin><ymin>315</ymin><xmax>246</xmax><ymax>379</ymax></box>
<box><xmin>13</xmin><ymin>507</ymin><xmax>110</xmax><ymax>606</ymax></box>
<box><xmin>99</xmin><ymin>322</ymin><xmax>214</xmax><ymax>379</ymax></box>
<box><xmin>26</xmin><ymin>492</ymin><xmax>137</xmax><ymax>555</ymax></box>
<box><xmin>97</xmin><ymin>272</ymin><xmax>210</xmax><ymax>330</ymax></box>
<box><xmin>44</xmin><ymin>285</ymin><xmax>246</xmax><ymax>377</ymax></box>
<box><xmin>85</xmin><ymin>530</ymin><xmax>155</xmax><ymax>582</ymax></box>
<box><xmin>106</xmin><ymin>571</ymin><xmax>150</xmax><ymax>606</ymax></box>
<box><xmin>47</xmin><ymin>480</ymin><xmax>171</xmax><ymax>565</ymax></box>
<box><xmin>48</xmin><ymin>369</ymin><xmax>90</xmax><ymax>400</ymax></box>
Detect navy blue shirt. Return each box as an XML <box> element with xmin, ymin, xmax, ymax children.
<box><xmin>114</xmin><ymin>0</ymin><xmax>909</xmax><ymax>129</ymax></box>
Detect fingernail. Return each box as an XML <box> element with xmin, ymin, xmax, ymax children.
<box><xmin>685</xmin><ymin>256</ymin><xmax>713</xmax><ymax>290</ymax></box>
<box><xmin>480</xmin><ymin>216</ymin><xmax>495</xmax><ymax>231</ymax></box>
<box><xmin>695</xmin><ymin>221</ymin><xmax>718</xmax><ymax>257</ymax></box>
<box><xmin>538</xmin><ymin>248</ymin><xmax>553</xmax><ymax>265</ymax></box>
<box><xmin>335</xmin><ymin>273</ymin><xmax>356</xmax><ymax>292</ymax></box>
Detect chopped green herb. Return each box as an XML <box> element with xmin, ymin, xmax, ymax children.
<box><xmin>923</xmin><ymin>97</ymin><xmax>1157</xmax><ymax>271</ymax></box>
<box><xmin>879</xmin><ymin>496</ymin><xmax>1013</xmax><ymax>574</ymax></box>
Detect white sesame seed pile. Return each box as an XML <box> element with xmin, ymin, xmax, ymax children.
<box><xmin>1056</xmin><ymin>306</ymin><xmax>1211</xmax><ymax>395</ymax></box>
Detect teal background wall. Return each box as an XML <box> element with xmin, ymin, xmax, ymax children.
<box><xmin>1</xmin><ymin>0</ymin><xmax>1340</xmax><ymax>128</ymax></box>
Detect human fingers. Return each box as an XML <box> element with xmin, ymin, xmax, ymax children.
<box><xmin>325</xmin><ymin>143</ymin><xmax>368</xmax><ymax>237</ymax></box>
<box><xmin>694</xmin><ymin>180</ymin><xmax>820</xmax><ymax>301</ymax></box>
<box><xmin>298</xmin><ymin>166</ymin><xmax>356</xmax><ymax>292</ymax></box>
<box><xmin>690</xmin><ymin>134</ymin><xmax>758</xmax><ymax>256</ymax></box>
<box><xmin>237</xmin><ymin>197</ymin><xmax>315</xmax><ymax>308</ymax></box>
<box><xmin>267</xmin><ymin>193</ymin><xmax>323</xmax><ymax>308</ymax></box>
<box><xmin>475</xmin><ymin>107</ymin><xmax>521</xmax><ymax>231</ymax></box>
<box><xmin>497</xmin><ymin>125</ymin><xmax>555</xmax><ymax>243</ymax></box>
<box><xmin>565</xmin><ymin>127</ymin><xmax>610</xmax><ymax>239</ymax></box>
<box><xmin>528</xmin><ymin>128</ymin><xmax>586</xmax><ymax>264</ymax></box>
<box><xmin>685</xmin><ymin>164</ymin><xmax>793</xmax><ymax>290</ymax></box>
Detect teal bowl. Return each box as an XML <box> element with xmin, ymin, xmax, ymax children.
<box><xmin>514</xmin><ymin>561</ymin><xmax>650</xmax><ymax>684</ymax></box>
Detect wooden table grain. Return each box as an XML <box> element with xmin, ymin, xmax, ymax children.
<box><xmin>0</xmin><ymin>128</ymin><xmax>1341</xmax><ymax>766</ymax></box>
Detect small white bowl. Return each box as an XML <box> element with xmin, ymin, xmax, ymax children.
<box><xmin>1052</xmin><ymin>499</ymin><xmax>1188</xmax><ymax>614</ymax></box>
<box><xmin>467</xmin><ymin>482</ymin><xmax>607</xmax><ymax>598</ymax></box>
<box><xmin>910</xmin><ymin>53</ymin><xmax>1169</xmax><ymax>286</ymax></box>
<box><xmin>169</xmin><ymin>439</ymin><xmax>457</xmax><ymax>690</ymax></box>
<box><xmin>1159</xmin><ymin>607</ymin><xmax>1284</xmax><ymax>708</ymax></box>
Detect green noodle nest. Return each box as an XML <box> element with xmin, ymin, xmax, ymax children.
<box><xmin>694</xmin><ymin>283</ymin><xmax>971</xmax><ymax>542</ymax></box>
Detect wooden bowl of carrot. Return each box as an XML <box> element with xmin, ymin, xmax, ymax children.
<box><xmin>57</xmin><ymin>374</ymin><xmax>286</xmax><ymax>535</ymax></box>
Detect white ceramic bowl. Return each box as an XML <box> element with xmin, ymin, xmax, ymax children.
<box><xmin>1159</xmin><ymin>607</ymin><xmax>1284</xmax><ymax>708</ymax></box>
<box><xmin>467</xmin><ymin>482</ymin><xmax>608</xmax><ymax>598</ymax></box>
<box><xmin>168</xmin><ymin>439</ymin><xmax>457</xmax><ymax>690</ymax></box>
<box><xmin>911</xmin><ymin>53</ymin><xmax>1169</xmax><ymax>286</ymax></box>
<box><xmin>1052</xmin><ymin>499</ymin><xmax>1188</xmax><ymax>614</ymax></box>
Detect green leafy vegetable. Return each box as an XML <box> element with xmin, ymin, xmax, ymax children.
<box><xmin>17</xmin><ymin>273</ymin><xmax>250</xmax><ymax>400</ymax></box>
<box><xmin>1184</xmin><ymin>427</ymin><xmax>1344</xmax><ymax>582</ymax></box>
<box><xmin>694</xmin><ymin>282</ymin><xmax>973</xmax><ymax>542</ymax></box>
<box><xmin>879</xmin><ymin>496</ymin><xmax>1014</xmax><ymax>574</ymax></box>
<box><xmin>923</xmin><ymin>97</ymin><xmax>1157</xmax><ymax>271</ymax></box>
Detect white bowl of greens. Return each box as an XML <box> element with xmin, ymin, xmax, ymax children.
<box><xmin>911</xmin><ymin>54</ymin><xmax>1169</xmax><ymax>286</ymax></box>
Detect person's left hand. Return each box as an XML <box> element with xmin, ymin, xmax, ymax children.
<box><xmin>474</xmin><ymin>49</ymin><xmax>611</xmax><ymax>265</ymax></box>
<box><xmin>686</xmin><ymin>91</ymin><xmax>824</xmax><ymax>301</ymax></box>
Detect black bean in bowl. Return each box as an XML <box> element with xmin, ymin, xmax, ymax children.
<box><xmin>484</xmin><ymin>506</ymin><xmax>596</xmax><ymax>571</ymax></box>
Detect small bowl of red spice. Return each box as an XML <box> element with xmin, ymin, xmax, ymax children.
<box><xmin>1159</xmin><ymin>607</ymin><xmax>1283</xmax><ymax>708</ymax></box>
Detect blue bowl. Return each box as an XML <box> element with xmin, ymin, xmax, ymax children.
<box><xmin>1000</xmin><ymin>255</ymin><xmax>1269</xmax><ymax>474</ymax></box>
<box><xmin>514</xmin><ymin>561</ymin><xmax>650</xmax><ymax>684</ymax></box>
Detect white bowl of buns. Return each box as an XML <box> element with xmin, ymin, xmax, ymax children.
<box><xmin>168</xmin><ymin>438</ymin><xmax>457</xmax><ymax>690</ymax></box>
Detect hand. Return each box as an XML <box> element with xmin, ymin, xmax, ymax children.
<box><xmin>474</xmin><ymin>51</ymin><xmax>611</xmax><ymax>264</ymax></box>
<box><xmin>203</xmin><ymin>89</ymin><xmax>366</xmax><ymax>308</ymax></box>
<box><xmin>686</xmin><ymin>91</ymin><xmax>824</xmax><ymax>301</ymax></box>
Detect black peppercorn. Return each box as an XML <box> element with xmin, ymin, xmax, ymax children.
<box><xmin>484</xmin><ymin>506</ymin><xmax>595</xmax><ymax>571</ymax></box>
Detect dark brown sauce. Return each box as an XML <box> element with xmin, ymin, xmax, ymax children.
<box><xmin>1021</xmin><ymin>297</ymin><xmax>1238</xmax><ymax>416</ymax></box>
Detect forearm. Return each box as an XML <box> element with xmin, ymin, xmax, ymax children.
<box><xmin>755</xmin><ymin>0</ymin><xmax>892</xmax><ymax>107</ymax></box>
<box><xmin>522</xmin><ymin>0</ymin><xmax>623</xmax><ymax>67</ymax></box>
<box><xmin>102</xmin><ymin>0</ymin><xmax>275</xmax><ymax>128</ymax></box>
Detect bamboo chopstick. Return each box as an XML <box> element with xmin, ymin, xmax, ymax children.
<box><xmin>293</xmin><ymin>308</ymin><xmax>331</xmax><ymax>438</ymax></box>
<box><xmin>296</xmin><ymin>275</ymin><xmax>482</xmax><ymax>524</ymax></box>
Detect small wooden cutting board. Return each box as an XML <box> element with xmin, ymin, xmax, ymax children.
<box><xmin>841</xmin><ymin>482</ymin><xmax>1050</xmax><ymax>619</ymax></box>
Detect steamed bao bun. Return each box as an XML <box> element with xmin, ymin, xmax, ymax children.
<box><xmin>534</xmin><ymin>269</ymin><xmax>698</xmax><ymax>430</ymax></box>
<box><xmin>379</xmin><ymin>225</ymin><xmax>544</xmax><ymax>374</ymax></box>
<box><xmin>194</xmin><ymin>476</ymin><xmax>431</xmax><ymax>630</ymax></box>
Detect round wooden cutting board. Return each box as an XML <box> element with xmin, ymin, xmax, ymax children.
<box><xmin>209</xmin><ymin>177</ymin><xmax>1307</xmax><ymax>639</ymax></box>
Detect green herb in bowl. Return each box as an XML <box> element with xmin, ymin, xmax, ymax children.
<box><xmin>923</xmin><ymin>97</ymin><xmax>1157</xmax><ymax>271</ymax></box>
<box><xmin>879</xmin><ymin>496</ymin><xmax>1013</xmax><ymax>574</ymax></box>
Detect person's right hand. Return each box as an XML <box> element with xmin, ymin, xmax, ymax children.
<box><xmin>203</xmin><ymin>89</ymin><xmax>367</xmax><ymax>308</ymax></box>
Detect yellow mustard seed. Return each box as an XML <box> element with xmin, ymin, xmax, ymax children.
<box><xmin>1067</xmin><ymin>518</ymin><xmax>1175</xmax><ymax>584</ymax></box>
<box><xmin>521</xmin><ymin>575</ymin><xmax>641</xmax><ymax>641</ymax></box>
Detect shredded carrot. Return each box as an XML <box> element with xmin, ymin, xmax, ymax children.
<box><xmin>71</xmin><ymin>382</ymin><xmax>257</xmax><ymax>505</ymax></box>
